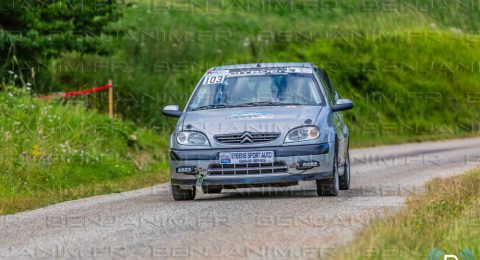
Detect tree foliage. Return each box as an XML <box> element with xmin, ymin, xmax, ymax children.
<box><xmin>0</xmin><ymin>0</ymin><xmax>122</xmax><ymax>86</ymax></box>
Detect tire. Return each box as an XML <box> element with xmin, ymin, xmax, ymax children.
<box><xmin>316</xmin><ymin>142</ymin><xmax>340</xmax><ymax>196</ymax></box>
<box><xmin>171</xmin><ymin>184</ymin><xmax>196</xmax><ymax>201</ymax></box>
<box><xmin>202</xmin><ymin>186</ymin><xmax>222</xmax><ymax>194</ymax></box>
<box><xmin>339</xmin><ymin>150</ymin><xmax>351</xmax><ymax>190</ymax></box>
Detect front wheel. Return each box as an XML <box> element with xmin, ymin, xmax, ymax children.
<box><xmin>317</xmin><ymin>150</ymin><xmax>340</xmax><ymax>196</ymax></box>
<box><xmin>171</xmin><ymin>184</ymin><xmax>196</xmax><ymax>201</ymax></box>
<box><xmin>339</xmin><ymin>151</ymin><xmax>351</xmax><ymax>190</ymax></box>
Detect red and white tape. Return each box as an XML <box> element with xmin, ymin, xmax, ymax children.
<box><xmin>37</xmin><ymin>84</ymin><xmax>112</xmax><ymax>99</ymax></box>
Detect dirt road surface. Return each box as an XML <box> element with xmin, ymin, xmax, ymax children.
<box><xmin>1</xmin><ymin>138</ymin><xmax>480</xmax><ymax>259</ymax></box>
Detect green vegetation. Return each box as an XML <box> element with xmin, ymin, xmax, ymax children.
<box><xmin>271</xmin><ymin>32</ymin><xmax>480</xmax><ymax>146</ymax></box>
<box><xmin>48</xmin><ymin>0</ymin><xmax>480</xmax><ymax>146</ymax></box>
<box><xmin>2</xmin><ymin>0</ymin><xmax>480</xmax><ymax>213</ymax></box>
<box><xmin>0</xmin><ymin>0</ymin><xmax>121</xmax><ymax>91</ymax></box>
<box><xmin>0</xmin><ymin>84</ymin><xmax>169</xmax><ymax>214</ymax></box>
<box><xmin>335</xmin><ymin>168</ymin><xmax>480</xmax><ymax>259</ymax></box>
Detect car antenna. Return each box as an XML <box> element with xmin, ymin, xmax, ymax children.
<box><xmin>256</xmin><ymin>40</ymin><xmax>265</xmax><ymax>67</ymax></box>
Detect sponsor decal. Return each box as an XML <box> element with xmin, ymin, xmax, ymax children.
<box><xmin>227</xmin><ymin>112</ymin><xmax>274</xmax><ymax>120</ymax></box>
<box><xmin>220</xmin><ymin>151</ymin><xmax>274</xmax><ymax>164</ymax></box>
<box><xmin>202</xmin><ymin>67</ymin><xmax>313</xmax><ymax>85</ymax></box>
<box><xmin>203</xmin><ymin>75</ymin><xmax>226</xmax><ymax>85</ymax></box>
<box><xmin>228</xmin><ymin>67</ymin><xmax>312</xmax><ymax>76</ymax></box>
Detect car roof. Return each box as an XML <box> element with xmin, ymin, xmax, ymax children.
<box><xmin>211</xmin><ymin>62</ymin><xmax>317</xmax><ymax>71</ymax></box>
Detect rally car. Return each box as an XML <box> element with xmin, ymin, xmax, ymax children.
<box><xmin>163</xmin><ymin>63</ymin><xmax>353</xmax><ymax>200</ymax></box>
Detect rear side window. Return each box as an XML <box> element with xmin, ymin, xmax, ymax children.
<box><xmin>325</xmin><ymin>71</ymin><xmax>339</xmax><ymax>101</ymax></box>
<box><xmin>316</xmin><ymin>69</ymin><xmax>338</xmax><ymax>104</ymax></box>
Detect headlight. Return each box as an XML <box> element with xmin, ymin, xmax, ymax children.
<box><xmin>176</xmin><ymin>131</ymin><xmax>210</xmax><ymax>146</ymax></box>
<box><xmin>284</xmin><ymin>126</ymin><xmax>320</xmax><ymax>143</ymax></box>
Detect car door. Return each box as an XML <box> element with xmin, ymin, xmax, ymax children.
<box><xmin>317</xmin><ymin>69</ymin><xmax>348</xmax><ymax>165</ymax></box>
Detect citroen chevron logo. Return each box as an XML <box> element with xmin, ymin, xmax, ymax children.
<box><xmin>240</xmin><ymin>132</ymin><xmax>254</xmax><ymax>143</ymax></box>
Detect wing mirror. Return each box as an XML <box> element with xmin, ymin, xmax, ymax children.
<box><xmin>162</xmin><ymin>105</ymin><xmax>182</xmax><ymax>117</ymax></box>
<box><xmin>332</xmin><ymin>99</ymin><xmax>353</xmax><ymax>112</ymax></box>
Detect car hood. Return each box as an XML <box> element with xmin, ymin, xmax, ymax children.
<box><xmin>183</xmin><ymin>106</ymin><xmax>322</xmax><ymax>137</ymax></box>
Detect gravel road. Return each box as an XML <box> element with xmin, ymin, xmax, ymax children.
<box><xmin>1</xmin><ymin>137</ymin><xmax>480</xmax><ymax>259</ymax></box>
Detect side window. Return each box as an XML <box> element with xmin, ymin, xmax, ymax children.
<box><xmin>324</xmin><ymin>71</ymin><xmax>340</xmax><ymax>101</ymax></box>
<box><xmin>316</xmin><ymin>69</ymin><xmax>335</xmax><ymax>105</ymax></box>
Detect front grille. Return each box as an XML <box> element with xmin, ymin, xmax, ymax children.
<box><xmin>214</xmin><ymin>132</ymin><xmax>280</xmax><ymax>144</ymax></box>
<box><xmin>208</xmin><ymin>162</ymin><xmax>288</xmax><ymax>175</ymax></box>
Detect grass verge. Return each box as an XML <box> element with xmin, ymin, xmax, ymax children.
<box><xmin>0</xmin><ymin>85</ymin><xmax>170</xmax><ymax>215</ymax></box>
<box><xmin>335</xmin><ymin>168</ymin><xmax>480</xmax><ymax>259</ymax></box>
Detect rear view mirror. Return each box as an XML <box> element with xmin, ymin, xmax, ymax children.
<box><xmin>162</xmin><ymin>105</ymin><xmax>182</xmax><ymax>117</ymax></box>
<box><xmin>332</xmin><ymin>99</ymin><xmax>353</xmax><ymax>112</ymax></box>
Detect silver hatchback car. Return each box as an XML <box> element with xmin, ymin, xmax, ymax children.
<box><xmin>163</xmin><ymin>63</ymin><xmax>353</xmax><ymax>200</ymax></box>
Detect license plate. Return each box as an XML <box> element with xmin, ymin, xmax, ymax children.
<box><xmin>219</xmin><ymin>151</ymin><xmax>275</xmax><ymax>164</ymax></box>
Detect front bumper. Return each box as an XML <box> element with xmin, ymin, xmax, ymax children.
<box><xmin>169</xmin><ymin>142</ymin><xmax>334</xmax><ymax>187</ymax></box>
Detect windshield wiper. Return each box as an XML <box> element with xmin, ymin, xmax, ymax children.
<box><xmin>191</xmin><ymin>104</ymin><xmax>233</xmax><ymax>111</ymax></box>
<box><xmin>236</xmin><ymin>101</ymin><xmax>302</xmax><ymax>107</ymax></box>
<box><xmin>192</xmin><ymin>102</ymin><xmax>303</xmax><ymax>110</ymax></box>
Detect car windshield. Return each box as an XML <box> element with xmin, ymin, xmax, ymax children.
<box><xmin>188</xmin><ymin>72</ymin><xmax>324</xmax><ymax>111</ymax></box>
